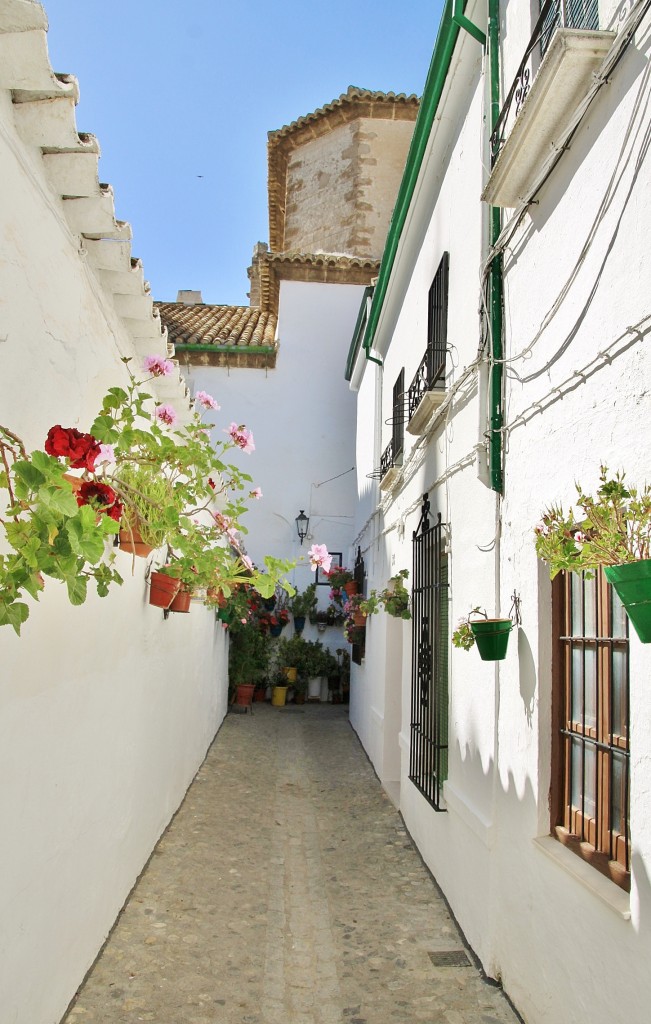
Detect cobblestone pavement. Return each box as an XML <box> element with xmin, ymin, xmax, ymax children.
<box><xmin>63</xmin><ymin>705</ymin><xmax>521</xmax><ymax>1024</ymax></box>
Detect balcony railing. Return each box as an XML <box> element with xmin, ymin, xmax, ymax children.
<box><xmin>408</xmin><ymin>345</ymin><xmax>445</xmax><ymax>423</ymax></box>
<box><xmin>490</xmin><ymin>0</ymin><xmax>599</xmax><ymax>163</ymax></box>
<box><xmin>380</xmin><ymin>437</ymin><xmax>399</xmax><ymax>478</ymax></box>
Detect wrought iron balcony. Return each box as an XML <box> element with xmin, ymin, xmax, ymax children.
<box><xmin>379</xmin><ymin>437</ymin><xmax>403</xmax><ymax>492</ymax></box>
<box><xmin>483</xmin><ymin>0</ymin><xmax>614</xmax><ymax>207</ymax></box>
<box><xmin>407</xmin><ymin>345</ymin><xmax>446</xmax><ymax>436</ymax></box>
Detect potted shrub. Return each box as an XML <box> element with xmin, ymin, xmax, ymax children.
<box><xmin>359</xmin><ymin>569</ymin><xmax>411</xmax><ymax>620</ymax></box>
<box><xmin>228</xmin><ymin>620</ymin><xmax>269</xmax><ymax>706</ymax></box>
<box><xmin>324</xmin><ymin>565</ymin><xmax>356</xmax><ymax>597</ymax></box>
<box><xmin>452</xmin><ymin>607</ymin><xmax>513</xmax><ymax>661</ymax></box>
<box><xmin>535</xmin><ymin>465</ymin><xmax>651</xmax><ymax>642</ymax></box>
<box><xmin>289</xmin><ymin>583</ymin><xmax>317</xmax><ymax>633</ymax></box>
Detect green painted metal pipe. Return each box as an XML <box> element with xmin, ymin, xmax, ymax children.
<box><xmin>452</xmin><ymin>0</ymin><xmax>486</xmax><ymax>46</ymax></box>
<box><xmin>488</xmin><ymin>0</ymin><xmax>503</xmax><ymax>494</ymax></box>
<box><xmin>358</xmin><ymin>0</ymin><xmax>460</xmax><ymax>360</ymax></box>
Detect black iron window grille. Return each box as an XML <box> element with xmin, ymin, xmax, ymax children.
<box><xmin>352</xmin><ymin>546</ymin><xmax>366</xmax><ymax>666</ymax></box>
<box><xmin>408</xmin><ymin>253</ymin><xmax>449</xmax><ymax>423</ymax></box>
<box><xmin>552</xmin><ymin>570</ymin><xmax>631</xmax><ymax>890</ymax></box>
<box><xmin>381</xmin><ymin>369</ymin><xmax>405</xmax><ymax>477</ymax></box>
<box><xmin>409</xmin><ymin>494</ymin><xmax>449</xmax><ymax>811</ymax></box>
<box><xmin>490</xmin><ymin>0</ymin><xmax>600</xmax><ymax>162</ymax></box>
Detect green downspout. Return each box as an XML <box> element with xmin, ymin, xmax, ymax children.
<box><xmin>488</xmin><ymin>0</ymin><xmax>503</xmax><ymax>494</ymax></box>
<box><xmin>360</xmin><ymin>0</ymin><xmax>461</xmax><ymax>361</ymax></box>
<box><xmin>452</xmin><ymin>0</ymin><xmax>486</xmax><ymax>46</ymax></box>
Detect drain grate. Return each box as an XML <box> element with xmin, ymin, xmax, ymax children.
<box><xmin>428</xmin><ymin>950</ymin><xmax>471</xmax><ymax>968</ymax></box>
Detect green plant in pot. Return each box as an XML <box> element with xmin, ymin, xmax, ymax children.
<box><xmin>535</xmin><ymin>465</ymin><xmax>651</xmax><ymax>642</ymax></box>
<box><xmin>228</xmin><ymin>620</ymin><xmax>269</xmax><ymax>704</ymax></box>
<box><xmin>289</xmin><ymin>582</ymin><xmax>317</xmax><ymax>631</ymax></box>
<box><xmin>359</xmin><ymin>569</ymin><xmax>411</xmax><ymax>620</ymax></box>
<box><xmin>452</xmin><ymin>607</ymin><xmax>512</xmax><ymax>661</ymax></box>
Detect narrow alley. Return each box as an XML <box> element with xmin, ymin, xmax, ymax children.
<box><xmin>62</xmin><ymin>706</ymin><xmax>520</xmax><ymax>1024</ymax></box>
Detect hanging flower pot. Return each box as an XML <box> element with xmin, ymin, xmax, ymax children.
<box><xmin>293</xmin><ymin>615</ymin><xmax>306</xmax><ymax>634</ymax></box>
<box><xmin>284</xmin><ymin>667</ymin><xmax>298</xmax><ymax>683</ymax></box>
<box><xmin>149</xmin><ymin>571</ymin><xmax>180</xmax><ymax>609</ymax></box>
<box><xmin>270</xmin><ymin>623</ymin><xmax>283</xmax><ymax>637</ymax></box>
<box><xmin>118</xmin><ymin>527</ymin><xmax>154</xmax><ymax>559</ymax></box>
<box><xmin>169</xmin><ymin>584</ymin><xmax>192</xmax><ymax>613</ymax></box>
<box><xmin>469</xmin><ymin>618</ymin><xmax>513</xmax><ymax>661</ymax></box>
<box><xmin>604</xmin><ymin>559</ymin><xmax>651</xmax><ymax>642</ymax></box>
<box><xmin>352</xmin><ymin>608</ymin><xmax>366</xmax><ymax>628</ymax></box>
<box><xmin>344</xmin><ymin>580</ymin><xmax>358</xmax><ymax>597</ymax></box>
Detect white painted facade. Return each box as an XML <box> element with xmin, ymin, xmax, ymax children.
<box><xmin>187</xmin><ymin>278</ymin><xmax>365</xmax><ymax>652</ymax></box>
<box><xmin>349</xmin><ymin>2</ymin><xmax>651</xmax><ymax>1023</ymax></box>
<box><xmin>0</xmin><ymin>6</ymin><xmax>228</xmax><ymax>1022</ymax></box>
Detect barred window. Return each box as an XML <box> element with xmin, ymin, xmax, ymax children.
<box><xmin>552</xmin><ymin>571</ymin><xmax>631</xmax><ymax>890</ymax></box>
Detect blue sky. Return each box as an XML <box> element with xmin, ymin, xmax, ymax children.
<box><xmin>43</xmin><ymin>1</ymin><xmax>443</xmax><ymax>305</ymax></box>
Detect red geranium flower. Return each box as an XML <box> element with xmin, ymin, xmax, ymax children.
<box><xmin>45</xmin><ymin>426</ymin><xmax>102</xmax><ymax>471</ymax></box>
<box><xmin>76</xmin><ymin>481</ymin><xmax>123</xmax><ymax>521</ymax></box>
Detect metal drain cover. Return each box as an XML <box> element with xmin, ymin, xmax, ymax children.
<box><xmin>428</xmin><ymin>950</ymin><xmax>471</xmax><ymax>968</ymax></box>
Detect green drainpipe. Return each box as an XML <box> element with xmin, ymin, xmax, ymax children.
<box><xmin>488</xmin><ymin>0</ymin><xmax>503</xmax><ymax>494</ymax></box>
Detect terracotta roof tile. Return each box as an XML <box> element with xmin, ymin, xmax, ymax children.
<box><xmin>155</xmin><ymin>303</ymin><xmax>278</xmax><ymax>367</ymax></box>
<box><xmin>269</xmin><ymin>86</ymin><xmax>420</xmax><ymax>143</ymax></box>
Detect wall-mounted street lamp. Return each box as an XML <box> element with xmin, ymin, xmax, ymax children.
<box><xmin>295</xmin><ymin>509</ymin><xmax>310</xmax><ymax>545</ymax></box>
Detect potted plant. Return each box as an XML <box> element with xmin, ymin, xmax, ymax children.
<box><xmin>228</xmin><ymin>620</ymin><xmax>269</xmax><ymax>706</ymax></box>
<box><xmin>289</xmin><ymin>582</ymin><xmax>317</xmax><ymax>633</ymax></box>
<box><xmin>452</xmin><ymin>607</ymin><xmax>513</xmax><ymax>661</ymax></box>
<box><xmin>535</xmin><ymin>465</ymin><xmax>651</xmax><ymax>642</ymax></box>
<box><xmin>359</xmin><ymin>569</ymin><xmax>411</xmax><ymax>620</ymax></box>
<box><xmin>324</xmin><ymin>565</ymin><xmax>356</xmax><ymax>597</ymax></box>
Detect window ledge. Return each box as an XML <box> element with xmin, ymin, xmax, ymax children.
<box><xmin>482</xmin><ymin>28</ymin><xmax>615</xmax><ymax>208</ymax></box>
<box><xmin>533</xmin><ymin>836</ymin><xmax>631</xmax><ymax>919</ymax></box>
<box><xmin>406</xmin><ymin>388</ymin><xmax>446</xmax><ymax>436</ymax></box>
<box><xmin>379</xmin><ymin>463</ymin><xmax>403</xmax><ymax>492</ymax></box>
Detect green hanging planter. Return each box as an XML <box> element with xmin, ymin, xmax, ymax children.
<box><xmin>604</xmin><ymin>559</ymin><xmax>651</xmax><ymax>643</ymax></box>
<box><xmin>469</xmin><ymin>618</ymin><xmax>513</xmax><ymax>661</ymax></box>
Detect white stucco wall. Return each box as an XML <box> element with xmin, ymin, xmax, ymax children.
<box><xmin>0</xmin><ymin>22</ymin><xmax>228</xmax><ymax>1024</ymax></box>
<box><xmin>349</xmin><ymin>5</ymin><xmax>651</xmax><ymax>1024</ymax></box>
<box><xmin>186</xmin><ymin>279</ymin><xmax>365</xmax><ymax>651</ymax></box>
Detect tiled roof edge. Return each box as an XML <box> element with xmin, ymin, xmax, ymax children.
<box><xmin>0</xmin><ymin>1</ymin><xmax>193</xmax><ymax>421</ymax></box>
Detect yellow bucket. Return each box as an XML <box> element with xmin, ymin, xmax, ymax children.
<box><xmin>284</xmin><ymin>667</ymin><xmax>298</xmax><ymax>683</ymax></box>
<box><xmin>272</xmin><ymin>685</ymin><xmax>288</xmax><ymax>707</ymax></box>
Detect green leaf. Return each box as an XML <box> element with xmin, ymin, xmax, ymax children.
<box><xmin>0</xmin><ymin>600</ymin><xmax>30</xmax><ymax>635</ymax></box>
<box><xmin>13</xmin><ymin>460</ymin><xmax>45</xmax><ymax>489</ymax></box>
<box><xmin>38</xmin><ymin>484</ymin><xmax>79</xmax><ymax>518</ymax></box>
<box><xmin>90</xmin><ymin>415</ymin><xmax>121</xmax><ymax>444</ymax></box>
<box><xmin>66</xmin><ymin>575</ymin><xmax>88</xmax><ymax>606</ymax></box>
<box><xmin>66</xmin><ymin>516</ymin><xmax>106</xmax><ymax>563</ymax></box>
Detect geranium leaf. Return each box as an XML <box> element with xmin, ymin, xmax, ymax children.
<box><xmin>66</xmin><ymin>575</ymin><xmax>88</xmax><ymax>606</ymax></box>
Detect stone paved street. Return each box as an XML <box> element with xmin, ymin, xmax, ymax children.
<box><xmin>62</xmin><ymin>705</ymin><xmax>521</xmax><ymax>1024</ymax></box>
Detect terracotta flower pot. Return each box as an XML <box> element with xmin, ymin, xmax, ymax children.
<box><xmin>169</xmin><ymin>584</ymin><xmax>192</xmax><ymax>613</ymax></box>
<box><xmin>118</xmin><ymin>527</ymin><xmax>154</xmax><ymax>559</ymax></box>
<box><xmin>352</xmin><ymin>608</ymin><xmax>366</xmax><ymax>627</ymax></box>
<box><xmin>149</xmin><ymin>571</ymin><xmax>180</xmax><ymax>609</ymax></box>
<box><xmin>235</xmin><ymin>683</ymin><xmax>255</xmax><ymax>707</ymax></box>
<box><xmin>344</xmin><ymin>581</ymin><xmax>358</xmax><ymax>597</ymax></box>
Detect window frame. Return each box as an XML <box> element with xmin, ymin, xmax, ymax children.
<box><xmin>551</xmin><ymin>570</ymin><xmax>631</xmax><ymax>891</ymax></box>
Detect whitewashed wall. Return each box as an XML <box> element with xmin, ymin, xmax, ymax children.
<box><xmin>0</xmin><ymin>16</ymin><xmax>227</xmax><ymax>1023</ymax></box>
<box><xmin>349</xmin><ymin>6</ymin><xmax>651</xmax><ymax>1024</ymax></box>
<box><xmin>188</xmin><ymin>279</ymin><xmax>365</xmax><ymax>652</ymax></box>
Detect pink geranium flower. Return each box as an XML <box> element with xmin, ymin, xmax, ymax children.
<box><xmin>155</xmin><ymin>404</ymin><xmax>177</xmax><ymax>426</ymax></box>
<box><xmin>195</xmin><ymin>390</ymin><xmax>220</xmax><ymax>411</ymax></box>
<box><xmin>226</xmin><ymin>422</ymin><xmax>255</xmax><ymax>453</ymax></box>
<box><xmin>143</xmin><ymin>355</ymin><xmax>174</xmax><ymax>377</ymax></box>
<box><xmin>308</xmin><ymin>543</ymin><xmax>332</xmax><ymax>573</ymax></box>
<box><xmin>250</xmin><ymin>487</ymin><xmax>263</xmax><ymax>499</ymax></box>
<box><xmin>94</xmin><ymin>443</ymin><xmax>115</xmax><ymax>467</ymax></box>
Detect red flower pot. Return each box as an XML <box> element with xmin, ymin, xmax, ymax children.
<box><xmin>169</xmin><ymin>585</ymin><xmax>192</xmax><ymax>613</ymax></box>
<box><xmin>344</xmin><ymin>581</ymin><xmax>358</xmax><ymax>597</ymax></box>
<box><xmin>149</xmin><ymin>571</ymin><xmax>180</xmax><ymax>609</ymax></box>
<box><xmin>119</xmin><ymin>527</ymin><xmax>154</xmax><ymax>559</ymax></box>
